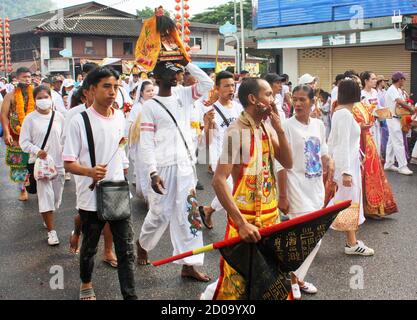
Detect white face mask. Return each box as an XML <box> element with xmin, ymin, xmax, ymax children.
<box><xmin>36</xmin><ymin>98</ymin><xmax>53</xmax><ymax>111</ymax></box>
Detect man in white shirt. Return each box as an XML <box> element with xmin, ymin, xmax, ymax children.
<box><xmin>384</xmin><ymin>72</ymin><xmax>414</xmax><ymax>175</ymax></box>
<box><xmin>263</xmin><ymin>73</ymin><xmax>287</xmax><ymax>123</ymax></box>
<box><xmin>198</xmin><ymin>71</ymin><xmax>243</xmax><ymax>229</ymax></box>
<box><xmin>41</xmin><ymin>78</ymin><xmax>67</xmax><ymax>115</ymax></box>
<box><xmin>64</xmin><ymin>67</ymin><xmax>137</xmax><ymax>300</ymax></box>
<box><xmin>137</xmin><ymin>61</ymin><xmax>214</xmax><ymax>282</ymax></box>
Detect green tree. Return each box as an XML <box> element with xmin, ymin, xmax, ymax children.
<box><xmin>4</xmin><ymin>0</ymin><xmax>54</xmax><ymax>19</ymax></box>
<box><xmin>191</xmin><ymin>0</ymin><xmax>253</xmax><ymax>29</ymax></box>
<box><xmin>136</xmin><ymin>7</ymin><xmax>170</xmax><ymax>19</ymax></box>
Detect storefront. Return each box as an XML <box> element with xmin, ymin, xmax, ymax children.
<box><xmin>297</xmin><ymin>44</ymin><xmax>411</xmax><ymax>92</ymax></box>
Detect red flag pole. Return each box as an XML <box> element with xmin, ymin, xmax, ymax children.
<box><xmin>152</xmin><ymin>201</ymin><xmax>351</xmax><ymax>267</ymax></box>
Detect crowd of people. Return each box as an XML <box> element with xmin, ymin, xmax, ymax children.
<box><xmin>0</xmin><ymin>60</ymin><xmax>414</xmax><ymax>300</ymax></box>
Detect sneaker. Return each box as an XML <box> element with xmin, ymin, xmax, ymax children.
<box><xmin>48</xmin><ymin>230</ymin><xmax>60</xmax><ymax>246</ymax></box>
<box><xmin>398</xmin><ymin>166</ymin><xmax>413</xmax><ymax>176</ymax></box>
<box><xmin>384</xmin><ymin>165</ymin><xmax>399</xmax><ymax>172</ymax></box>
<box><xmin>410</xmin><ymin>158</ymin><xmax>417</xmax><ymax>165</ymax></box>
<box><xmin>291</xmin><ymin>283</ymin><xmax>301</xmax><ymax>300</ymax></box>
<box><xmin>290</xmin><ymin>272</ymin><xmax>301</xmax><ymax>300</ymax></box>
<box><xmin>345</xmin><ymin>240</ymin><xmax>374</xmax><ymax>256</ymax></box>
<box><xmin>300</xmin><ymin>281</ymin><xmax>318</xmax><ymax>294</ymax></box>
<box><xmin>65</xmin><ymin>173</ymin><xmax>71</xmax><ymax>181</ymax></box>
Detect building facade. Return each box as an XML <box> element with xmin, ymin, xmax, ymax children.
<box><xmin>10</xmin><ymin>1</ymin><xmax>237</xmax><ymax>76</ymax></box>
<box><xmin>251</xmin><ymin>0</ymin><xmax>417</xmax><ymax>93</ymax></box>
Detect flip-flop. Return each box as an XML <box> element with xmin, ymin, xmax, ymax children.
<box><xmin>80</xmin><ymin>287</ymin><xmax>96</xmax><ymax>301</ymax></box>
<box><xmin>198</xmin><ymin>206</ymin><xmax>213</xmax><ymax>230</ymax></box>
<box><xmin>103</xmin><ymin>259</ymin><xmax>118</xmax><ymax>268</ymax></box>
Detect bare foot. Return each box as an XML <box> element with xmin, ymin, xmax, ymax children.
<box><xmin>19</xmin><ymin>190</ymin><xmax>28</xmax><ymax>202</ymax></box>
<box><xmin>136</xmin><ymin>240</ymin><xmax>150</xmax><ymax>266</ymax></box>
<box><xmin>103</xmin><ymin>251</ymin><xmax>118</xmax><ymax>268</ymax></box>
<box><xmin>70</xmin><ymin>231</ymin><xmax>80</xmax><ymax>254</ymax></box>
<box><xmin>181</xmin><ymin>265</ymin><xmax>211</xmax><ymax>282</ymax></box>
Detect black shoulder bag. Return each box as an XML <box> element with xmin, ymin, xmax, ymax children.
<box><xmin>81</xmin><ymin>111</ymin><xmax>131</xmax><ymax>221</ymax></box>
<box><xmin>213</xmin><ymin>104</ymin><xmax>231</xmax><ymax>128</ymax></box>
<box><xmin>26</xmin><ymin>111</ymin><xmax>55</xmax><ymax>195</ymax></box>
<box><xmin>152</xmin><ymin>98</ymin><xmax>197</xmax><ymax>182</ymax></box>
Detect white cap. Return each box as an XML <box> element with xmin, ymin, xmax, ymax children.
<box><xmin>298</xmin><ymin>73</ymin><xmax>317</xmax><ymax>85</ymax></box>
<box><xmin>62</xmin><ymin>79</ymin><xmax>75</xmax><ymax>88</ymax></box>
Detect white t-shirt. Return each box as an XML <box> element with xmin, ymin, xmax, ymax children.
<box><xmin>377</xmin><ymin>89</ymin><xmax>386</xmax><ymax>108</ymax></box>
<box><xmin>52</xmin><ymin>90</ymin><xmax>67</xmax><ymax>115</ymax></box>
<box><xmin>386</xmin><ymin>84</ymin><xmax>404</xmax><ymax>114</ymax></box>
<box><xmin>282</xmin><ymin>117</ymin><xmax>328</xmax><ymax>215</ymax></box>
<box><xmin>361</xmin><ymin>89</ymin><xmax>380</xmax><ymax>108</ymax></box>
<box><xmin>282</xmin><ymin>84</ymin><xmax>290</xmax><ymax>97</ymax></box>
<box><xmin>63</xmin><ymin>107</ymin><xmax>128</xmax><ymax>212</ymax></box>
<box><xmin>63</xmin><ymin>104</ymin><xmax>88</xmax><ymax>145</ymax></box>
<box><xmin>19</xmin><ymin>110</ymin><xmax>65</xmax><ymax>170</ymax></box>
<box><xmin>274</xmin><ymin>94</ymin><xmax>286</xmax><ymax>124</ymax></box>
<box><xmin>115</xmin><ymin>87</ymin><xmax>133</xmax><ymax>109</ymax></box>
<box><xmin>206</xmin><ymin>100</ymin><xmax>243</xmax><ymax>169</ymax></box>
<box><xmin>331</xmin><ymin>86</ymin><xmax>338</xmax><ymax>106</ymax></box>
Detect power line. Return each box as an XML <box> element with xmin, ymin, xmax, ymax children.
<box><xmin>21</xmin><ymin>0</ymin><xmax>136</xmax><ymax>31</ymax></box>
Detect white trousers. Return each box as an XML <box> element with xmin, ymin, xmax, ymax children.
<box><xmin>294</xmin><ymin>240</ymin><xmax>321</xmax><ymax>282</ymax></box>
<box><xmin>386</xmin><ymin>118</ymin><xmax>408</xmax><ymax>169</ymax></box>
<box><xmin>288</xmin><ymin>211</ymin><xmax>322</xmax><ymax>282</ymax></box>
<box><xmin>210</xmin><ymin>176</ymin><xmax>233</xmax><ymax>212</ymax></box>
<box><xmin>139</xmin><ymin>165</ymin><xmax>204</xmax><ymax>266</ymax></box>
<box><xmin>132</xmin><ymin>143</ymin><xmax>149</xmax><ymax>201</ymax></box>
<box><xmin>37</xmin><ymin>174</ymin><xmax>65</xmax><ymax>214</ymax></box>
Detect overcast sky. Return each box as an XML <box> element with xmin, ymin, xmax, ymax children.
<box><xmin>53</xmin><ymin>0</ymin><xmax>233</xmax><ymax>17</ymax></box>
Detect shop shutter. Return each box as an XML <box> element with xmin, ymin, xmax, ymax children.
<box><xmin>332</xmin><ymin>45</ymin><xmax>411</xmax><ymax>92</ymax></box>
<box><xmin>298</xmin><ymin>45</ymin><xmax>411</xmax><ymax>92</ymax></box>
<box><xmin>298</xmin><ymin>48</ymin><xmax>332</xmax><ymax>91</ymax></box>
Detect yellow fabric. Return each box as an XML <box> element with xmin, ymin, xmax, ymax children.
<box><xmin>214</xmin><ymin>113</ymin><xmax>279</xmax><ymax>300</ymax></box>
<box><xmin>135</xmin><ymin>15</ymin><xmax>191</xmax><ymax>72</ymax></box>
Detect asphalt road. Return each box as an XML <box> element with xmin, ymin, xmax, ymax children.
<box><xmin>0</xmin><ymin>139</ymin><xmax>416</xmax><ymax>300</ymax></box>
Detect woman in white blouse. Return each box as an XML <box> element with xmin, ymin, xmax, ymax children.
<box><xmin>19</xmin><ymin>85</ymin><xmax>65</xmax><ymax>247</ymax></box>
<box><xmin>278</xmin><ymin>85</ymin><xmax>334</xmax><ymax>299</ymax></box>
<box><xmin>128</xmin><ymin>80</ymin><xmax>155</xmax><ymax>202</ymax></box>
<box><xmin>328</xmin><ymin>79</ymin><xmax>374</xmax><ymax>256</ymax></box>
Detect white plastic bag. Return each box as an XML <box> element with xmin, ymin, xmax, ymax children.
<box><xmin>34</xmin><ymin>155</ymin><xmax>58</xmax><ymax>181</ymax></box>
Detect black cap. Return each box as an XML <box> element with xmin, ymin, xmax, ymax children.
<box><xmin>153</xmin><ymin>61</ymin><xmax>183</xmax><ymax>78</ymax></box>
<box><xmin>263</xmin><ymin>73</ymin><xmax>285</xmax><ymax>84</ymax></box>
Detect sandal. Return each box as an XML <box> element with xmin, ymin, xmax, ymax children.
<box><xmin>198</xmin><ymin>206</ymin><xmax>213</xmax><ymax>230</ymax></box>
<box><xmin>103</xmin><ymin>259</ymin><xmax>118</xmax><ymax>268</ymax></box>
<box><xmin>80</xmin><ymin>287</ymin><xmax>96</xmax><ymax>301</ymax></box>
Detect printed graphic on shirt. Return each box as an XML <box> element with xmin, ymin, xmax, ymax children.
<box><xmin>220</xmin><ymin>117</ymin><xmax>238</xmax><ymax>129</ymax></box>
<box><xmin>304</xmin><ymin>136</ymin><xmax>322</xmax><ymax>179</ymax></box>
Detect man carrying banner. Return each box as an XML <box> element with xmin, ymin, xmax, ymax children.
<box><xmin>201</xmin><ymin>77</ymin><xmax>293</xmax><ymax>300</ymax></box>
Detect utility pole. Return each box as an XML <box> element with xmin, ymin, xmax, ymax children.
<box><xmin>240</xmin><ymin>0</ymin><xmax>245</xmax><ymax>71</ymax></box>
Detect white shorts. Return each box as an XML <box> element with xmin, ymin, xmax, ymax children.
<box><xmin>37</xmin><ymin>174</ymin><xmax>65</xmax><ymax>214</ymax></box>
